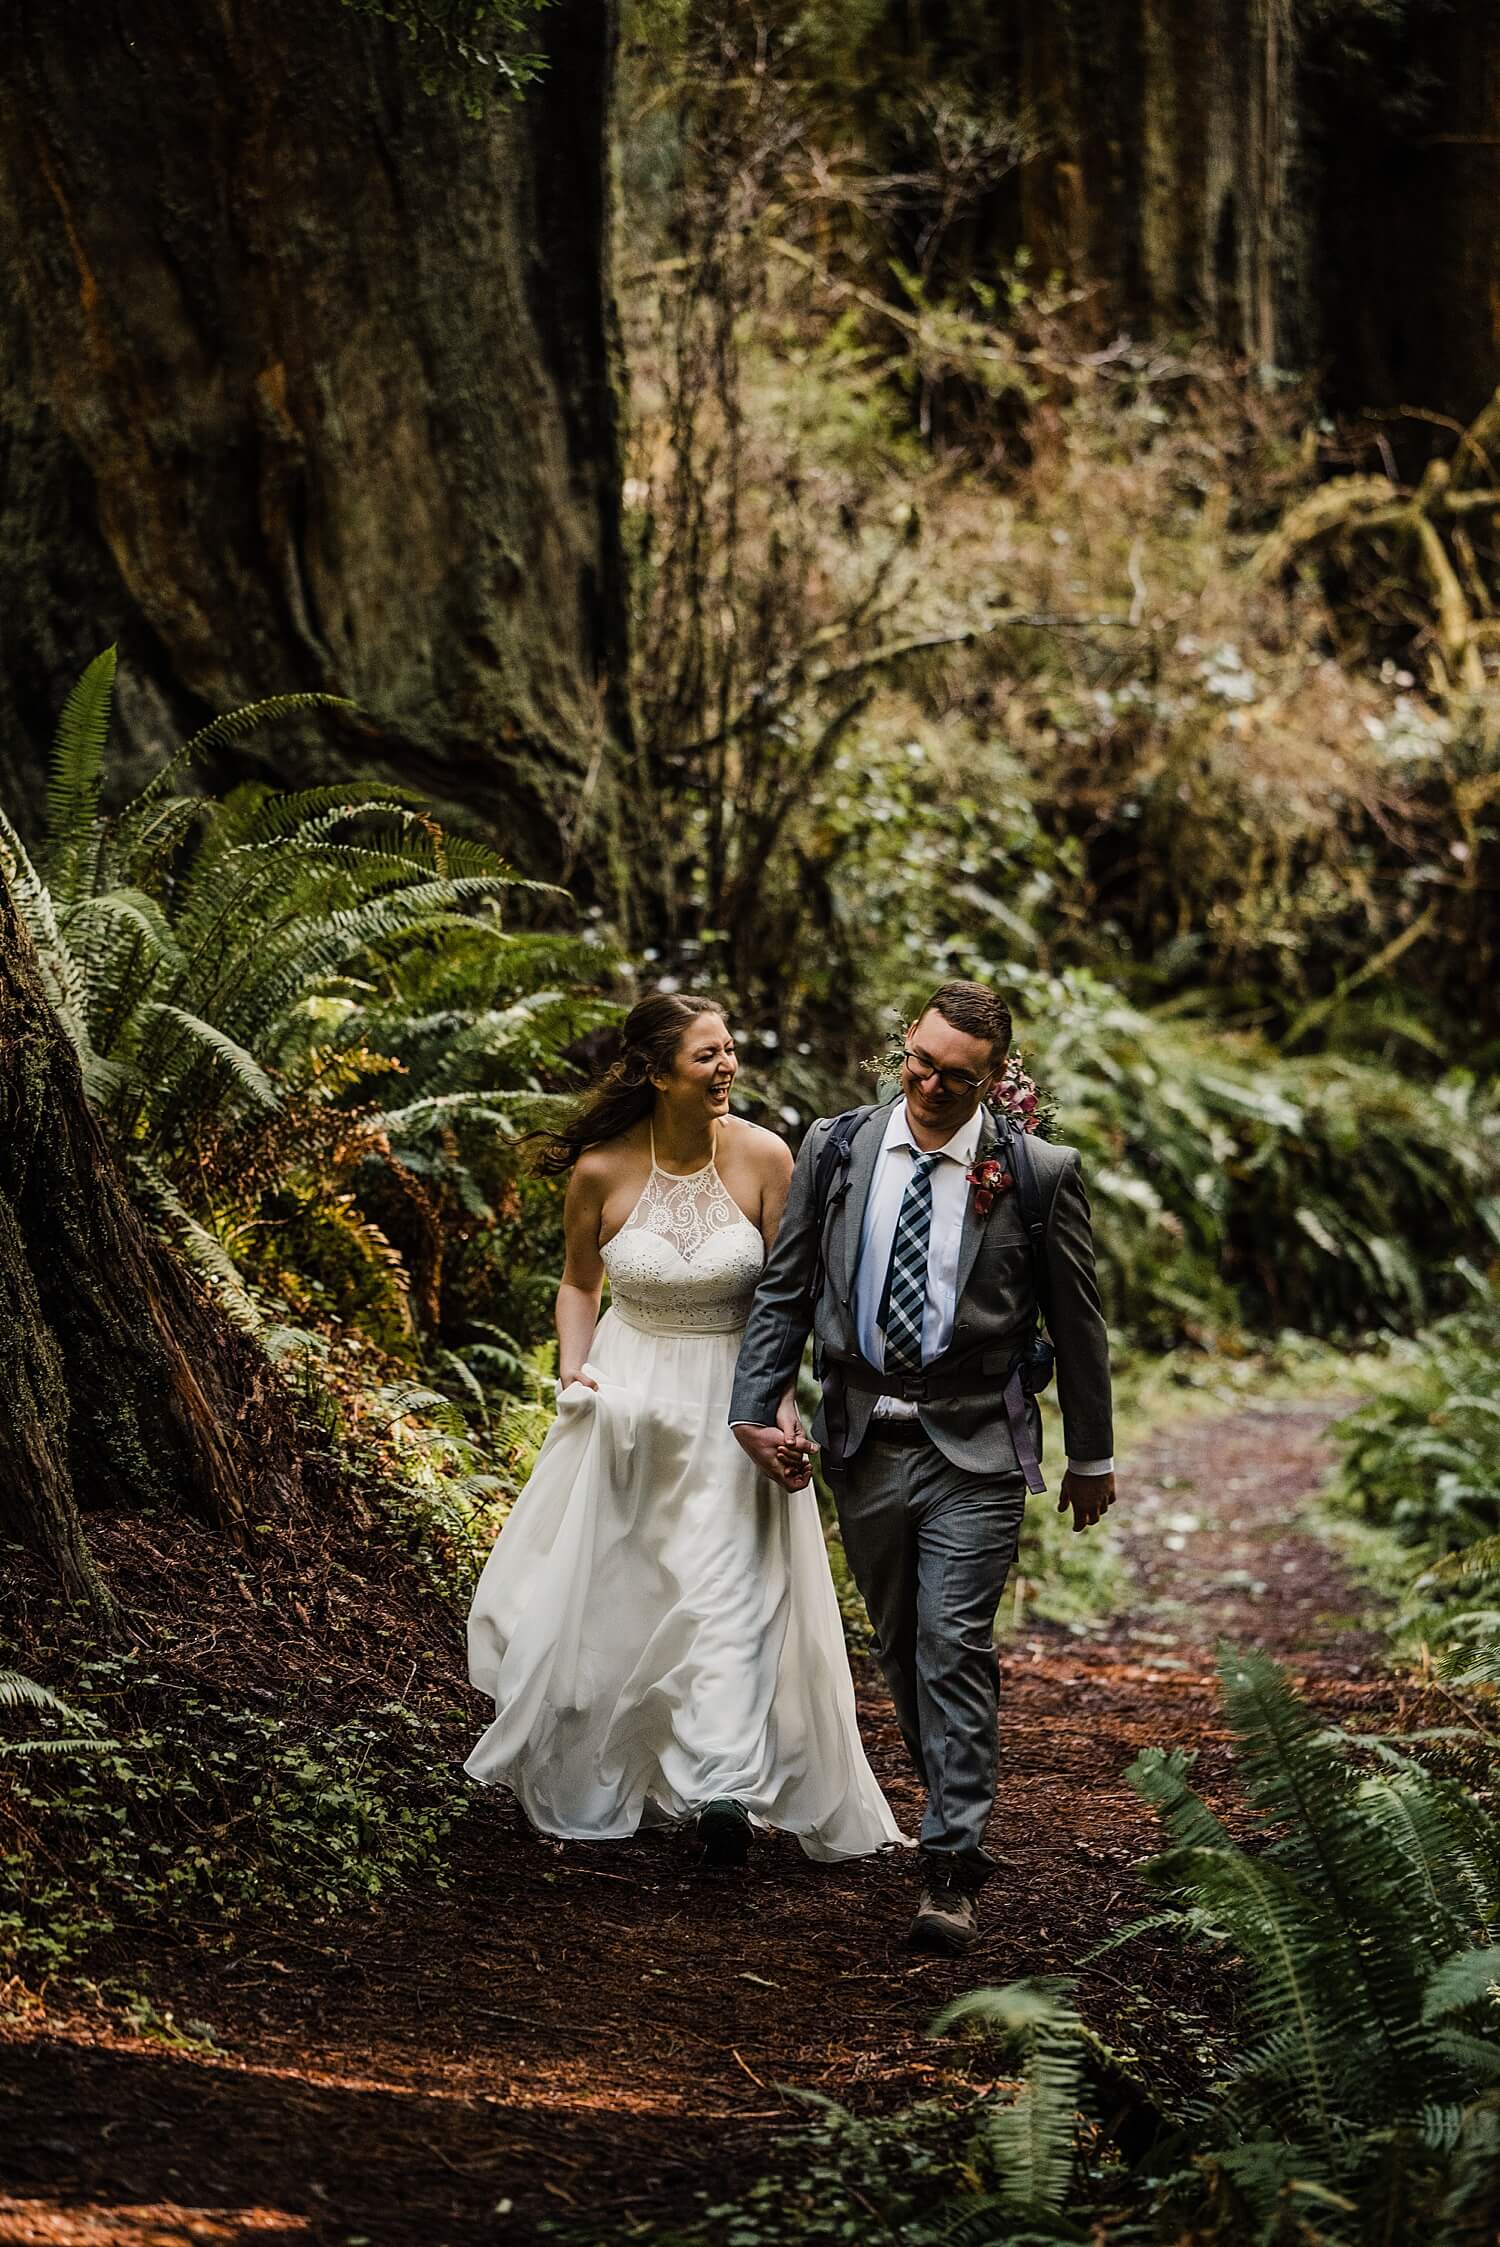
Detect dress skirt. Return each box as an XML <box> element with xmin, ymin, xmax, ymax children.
<box><xmin>464</xmin><ymin>1306</ymin><xmax>902</xmax><ymax>1861</ymax></box>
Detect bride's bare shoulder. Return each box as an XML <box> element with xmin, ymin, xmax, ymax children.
<box><xmin>724</xmin><ymin>1116</ymin><xmax>793</xmax><ymax>1179</ymax></box>
<box><xmin>570</xmin><ymin>1124</ymin><xmax>651</xmax><ymax>1192</ymax></box>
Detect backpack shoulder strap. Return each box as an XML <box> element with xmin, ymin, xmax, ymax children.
<box><xmin>808</xmin><ymin>1103</ymin><xmax>883</xmax><ymax>1306</ymax></box>
<box><xmin>812</xmin><ymin>1103</ymin><xmax>881</xmax><ymax>1231</ymax></box>
<box><xmin>998</xmin><ymin>1114</ymin><xmax>1053</xmax><ymax>1334</ymax></box>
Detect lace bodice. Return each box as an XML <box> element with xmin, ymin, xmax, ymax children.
<box><xmin>600</xmin><ymin>1133</ymin><xmax>765</xmax><ymax>1335</ymax></box>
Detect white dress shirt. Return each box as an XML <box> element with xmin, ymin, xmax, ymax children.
<box><xmin>854</xmin><ymin>1101</ymin><xmax>984</xmax><ymax>1385</ymax></box>
<box><xmin>853</xmin><ymin>1101</ymin><xmax>1114</xmax><ymax>1477</ymax></box>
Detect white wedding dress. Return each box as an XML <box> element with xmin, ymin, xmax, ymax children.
<box><xmin>464</xmin><ymin>1138</ymin><xmax>902</xmax><ymax>1860</ymax></box>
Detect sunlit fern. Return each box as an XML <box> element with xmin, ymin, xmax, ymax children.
<box><xmin>0</xmin><ymin>650</ymin><xmax>617</xmax><ymax>1352</ymax></box>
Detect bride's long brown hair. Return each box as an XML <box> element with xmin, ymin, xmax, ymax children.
<box><xmin>534</xmin><ymin>992</ymin><xmax>730</xmax><ymax>1175</ymax></box>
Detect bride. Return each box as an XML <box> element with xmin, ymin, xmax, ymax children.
<box><xmin>464</xmin><ymin>992</ymin><xmax>901</xmax><ymax>1864</ymax></box>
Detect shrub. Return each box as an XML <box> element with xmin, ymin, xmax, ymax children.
<box><xmin>0</xmin><ymin>648</ymin><xmax>615</xmax><ymax>1381</ymax></box>
<box><xmin>1338</xmin><ymin>1279</ymin><xmax>1500</xmax><ymax>1546</ymax></box>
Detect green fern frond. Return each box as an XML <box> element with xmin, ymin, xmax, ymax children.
<box><xmin>127</xmin><ymin>1157</ymin><xmax>265</xmax><ymax>1330</ymax></box>
<box><xmin>144</xmin><ymin>1004</ymin><xmax>281</xmax><ymax>1110</ymax></box>
<box><xmin>1</xmin><ymin>1669</ymin><xmax>82</xmax><ymax>1718</ymax></box>
<box><xmin>367</xmin><ymin>1091</ymin><xmax>531</xmax><ymax>1137</ymax></box>
<box><xmin>0</xmin><ymin>1668</ymin><xmax>107</xmax><ymax>1759</ymax></box>
<box><xmin>133</xmin><ymin>693</ymin><xmax>355</xmax><ymax>810</ymax></box>
<box><xmin>1422</xmin><ymin>1947</ymin><xmax>1500</xmax><ymax>2023</ymax></box>
<box><xmin>1145</xmin><ymin>1843</ymin><xmax>1345</xmax><ymax>2154</ymax></box>
<box><xmin>1447</xmin><ymin>1642</ymin><xmax>1500</xmax><ymax>1689</ymax></box>
<box><xmin>44</xmin><ymin>645</ymin><xmax>116</xmax><ymax>906</ymax></box>
<box><xmin>65</xmin><ymin>887</ymin><xmax>185</xmax><ymax>971</ymax></box>
<box><xmin>370</xmin><ymin>1380</ymin><xmax>468</xmax><ymax>1436</ymax></box>
<box><xmin>933</xmin><ymin>2197</ymin><xmax>1089</xmax><ymax>2246</ymax></box>
<box><xmin>0</xmin><ymin>806</ymin><xmax>113</xmax><ymax>1094</ymax></box>
<box><xmin>1420</xmin><ymin>1534</ymin><xmax>1500</xmax><ymax>1589</ymax></box>
<box><xmin>1124</xmin><ymin>1743</ymin><xmax>1235</xmax><ymax>1853</ymax></box>
<box><xmin>935</xmin><ymin>1980</ymin><xmax>1087</xmax><ymax>2217</ymax></box>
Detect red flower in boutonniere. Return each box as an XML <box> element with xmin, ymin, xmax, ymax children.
<box><xmin>965</xmin><ymin>1155</ymin><xmax>1014</xmax><ymax>1219</ymax></box>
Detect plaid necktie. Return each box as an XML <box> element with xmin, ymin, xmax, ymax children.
<box><xmin>881</xmin><ymin>1150</ymin><xmax>941</xmax><ymax>1372</ymax></box>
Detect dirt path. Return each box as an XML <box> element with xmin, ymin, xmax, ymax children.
<box><xmin>2</xmin><ymin>1395</ymin><xmax>1404</xmax><ymax>2247</ymax></box>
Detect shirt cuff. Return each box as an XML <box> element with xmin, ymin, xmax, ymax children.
<box><xmin>1066</xmin><ymin>1455</ymin><xmax>1115</xmax><ymax>1477</ymax></box>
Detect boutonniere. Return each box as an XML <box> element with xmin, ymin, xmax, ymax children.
<box><xmin>965</xmin><ymin>1155</ymin><xmax>1013</xmax><ymax>1218</ymax></box>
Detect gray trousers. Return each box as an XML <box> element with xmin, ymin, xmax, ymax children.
<box><xmin>828</xmin><ymin>1434</ymin><xmax>1027</xmax><ymax>1888</ymax></box>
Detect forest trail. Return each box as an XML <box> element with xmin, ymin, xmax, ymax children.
<box><xmin>2</xmin><ymin>1394</ymin><xmax>1405</xmax><ymax>2247</ymax></box>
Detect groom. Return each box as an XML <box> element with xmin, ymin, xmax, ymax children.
<box><xmin>730</xmin><ymin>981</ymin><xmax>1115</xmax><ymax>1953</ymax></box>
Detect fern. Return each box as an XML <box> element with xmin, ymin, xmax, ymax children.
<box><xmin>0</xmin><ymin>1669</ymin><xmax>108</xmax><ymax>1759</ymax></box>
<box><xmin>1012</xmin><ymin>962</ymin><xmax>1500</xmax><ymax>1345</ymax></box>
<box><xmin>144</xmin><ymin>1004</ymin><xmax>280</xmax><ymax>1110</ymax></box>
<box><xmin>1121</xmin><ymin>1644</ymin><xmax>1500</xmax><ymax>2232</ymax></box>
<box><xmin>131</xmin><ymin>693</ymin><xmax>354</xmax><ymax>811</ymax></box>
<box><xmin>13</xmin><ymin>656</ymin><xmax>616</xmax><ymax>1387</ymax></box>
<box><xmin>934</xmin><ymin>1980</ymin><xmax>1088</xmax><ymax>2219</ymax></box>
<box><xmin>43</xmin><ymin>644</ymin><xmax>116</xmax><ymax>910</ymax></box>
<box><xmin>1338</xmin><ymin>1282</ymin><xmax>1500</xmax><ymax>1549</ymax></box>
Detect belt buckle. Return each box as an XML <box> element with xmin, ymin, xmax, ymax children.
<box><xmin>896</xmin><ymin>1371</ymin><xmax>927</xmax><ymax>1405</ymax></box>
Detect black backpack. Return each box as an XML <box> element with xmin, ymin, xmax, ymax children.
<box><xmin>810</xmin><ymin>1102</ymin><xmax>1056</xmax><ymax>1391</ymax></box>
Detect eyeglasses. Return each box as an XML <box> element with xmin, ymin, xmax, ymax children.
<box><xmin>901</xmin><ymin>1045</ymin><xmax>987</xmax><ymax>1098</ymax></box>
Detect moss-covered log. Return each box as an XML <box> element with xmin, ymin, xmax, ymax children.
<box><xmin>0</xmin><ymin>869</ymin><xmax>302</xmax><ymax>1613</ymax></box>
<box><xmin>0</xmin><ymin>0</ymin><xmax>630</xmax><ymax>859</ymax></box>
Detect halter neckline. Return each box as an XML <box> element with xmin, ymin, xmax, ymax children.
<box><xmin>649</xmin><ymin>1120</ymin><xmax>720</xmax><ymax>1180</ymax></box>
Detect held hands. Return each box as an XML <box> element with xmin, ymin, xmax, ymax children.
<box><xmin>1059</xmin><ymin>1468</ymin><xmax>1116</xmax><ymax>1532</ymax></box>
<box><xmin>734</xmin><ymin>1394</ymin><xmax>817</xmax><ymax>1492</ymax></box>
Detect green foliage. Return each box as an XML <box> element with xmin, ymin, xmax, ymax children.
<box><xmin>0</xmin><ymin>1649</ymin><xmax>467</xmax><ymax>1980</ymax></box>
<box><xmin>1018</xmin><ymin>969</ymin><xmax>1500</xmax><ymax>1343</ymax></box>
<box><xmin>644</xmin><ymin>1986</ymin><xmax>1098</xmax><ymax>2247</ymax></box>
<box><xmin>1403</xmin><ymin>1532</ymin><xmax>1500</xmax><ymax>1696</ymax></box>
<box><xmin>335</xmin><ymin>0</ymin><xmax>550</xmax><ymax>104</ymax></box>
<box><xmin>651</xmin><ymin>2098</ymin><xmax>979</xmax><ymax>2247</ymax></box>
<box><xmin>1115</xmin><ymin>1644</ymin><xmax>1500</xmax><ymax>2238</ymax></box>
<box><xmin>934</xmin><ymin>1982</ymin><xmax>1091</xmax><ymax>2223</ymax></box>
<box><xmin>1337</xmin><ymin>1279</ymin><xmax>1500</xmax><ymax>1546</ymax></box>
<box><xmin>0</xmin><ymin>1668</ymin><xmax>108</xmax><ymax>1761</ymax></box>
<box><xmin>0</xmin><ymin>654</ymin><xmax>615</xmax><ymax>1387</ymax></box>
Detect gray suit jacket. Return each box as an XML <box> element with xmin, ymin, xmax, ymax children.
<box><xmin>729</xmin><ymin>1099</ymin><xmax>1114</xmax><ymax>1477</ymax></box>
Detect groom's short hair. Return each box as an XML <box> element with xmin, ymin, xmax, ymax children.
<box><xmin>917</xmin><ymin>980</ymin><xmax>1012</xmax><ymax>1062</ymax></box>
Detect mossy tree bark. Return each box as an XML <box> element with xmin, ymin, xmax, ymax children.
<box><xmin>0</xmin><ymin>0</ymin><xmax>630</xmax><ymax>863</ymax></box>
<box><xmin>0</xmin><ymin>870</ymin><xmax>302</xmax><ymax>1616</ymax></box>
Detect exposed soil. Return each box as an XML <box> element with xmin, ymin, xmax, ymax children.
<box><xmin>1</xmin><ymin>1394</ymin><xmax>1422</xmax><ymax>2247</ymax></box>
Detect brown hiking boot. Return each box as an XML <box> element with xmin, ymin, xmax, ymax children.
<box><xmin>908</xmin><ymin>1874</ymin><xmax>977</xmax><ymax>1955</ymax></box>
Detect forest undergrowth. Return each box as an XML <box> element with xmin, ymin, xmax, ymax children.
<box><xmin>4</xmin><ymin>10</ymin><xmax>1500</xmax><ymax>2239</ymax></box>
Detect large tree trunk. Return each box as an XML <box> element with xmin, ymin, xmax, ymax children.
<box><xmin>0</xmin><ymin>0</ymin><xmax>630</xmax><ymax>861</ymax></box>
<box><xmin>0</xmin><ymin>869</ymin><xmax>302</xmax><ymax>1616</ymax></box>
<box><xmin>1310</xmin><ymin>0</ymin><xmax>1500</xmax><ymax>430</ymax></box>
<box><xmin>874</xmin><ymin>0</ymin><xmax>1498</xmax><ymax>422</ymax></box>
<box><xmin>1016</xmin><ymin>0</ymin><xmax>1307</xmax><ymax>376</ymax></box>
